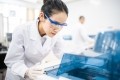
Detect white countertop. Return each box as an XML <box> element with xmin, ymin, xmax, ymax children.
<box><xmin>36</xmin><ymin>74</ymin><xmax>71</xmax><ymax>80</ymax></box>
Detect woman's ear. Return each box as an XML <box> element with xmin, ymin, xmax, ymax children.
<box><xmin>39</xmin><ymin>12</ymin><xmax>45</xmax><ymax>22</ymax></box>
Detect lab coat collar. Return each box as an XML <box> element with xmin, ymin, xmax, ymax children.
<box><xmin>29</xmin><ymin>20</ymin><xmax>58</xmax><ymax>48</ymax></box>
<box><xmin>30</xmin><ymin>20</ymin><xmax>42</xmax><ymax>40</ymax></box>
<box><xmin>29</xmin><ymin>20</ymin><xmax>55</xmax><ymax>41</ymax></box>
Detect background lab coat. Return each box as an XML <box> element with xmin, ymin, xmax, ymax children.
<box><xmin>4</xmin><ymin>20</ymin><xmax>64</xmax><ymax>80</ymax></box>
<box><xmin>75</xmin><ymin>24</ymin><xmax>94</xmax><ymax>43</ymax></box>
<box><xmin>71</xmin><ymin>23</ymin><xmax>94</xmax><ymax>53</ymax></box>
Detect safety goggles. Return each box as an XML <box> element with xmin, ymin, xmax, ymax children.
<box><xmin>44</xmin><ymin>14</ymin><xmax>67</xmax><ymax>28</ymax></box>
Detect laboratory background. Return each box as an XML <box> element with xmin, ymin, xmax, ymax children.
<box><xmin>0</xmin><ymin>0</ymin><xmax>120</xmax><ymax>80</ymax></box>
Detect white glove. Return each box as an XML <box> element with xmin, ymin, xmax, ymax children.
<box><xmin>25</xmin><ymin>63</ymin><xmax>45</xmax><ymax>80</ymax></box>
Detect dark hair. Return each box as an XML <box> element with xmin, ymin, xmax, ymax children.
<box><xmin>41</xmin><ymin>0</ymin><xmax>68</xmax><ymax>18</ymax></box>
<box><xmin>79</xmin><ymin>16</ymin><xmax>85</xmax><ymax>20</ymax></box>
<box><xmin>43</xmin><ymin>0</ymin><xmax>46</xmax><ymax>4</ymax></box>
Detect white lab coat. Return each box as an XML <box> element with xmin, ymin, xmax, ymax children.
<box><xmin>4</xmin><ymin>20</ymin><xmax>64</xmax><ymax>80</ymax></box>
<box><xmin>75</xmin><ymin>24</ymin><xmax>93</xmax><ymax>43</ymax></box>
<box><xmin>71</xmin><ymin>23</ymin><xmax>94</xmax><ymax>53</ymax></box>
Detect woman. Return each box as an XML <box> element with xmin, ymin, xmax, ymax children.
<box><xmin>4</xmin><ymin>0</ymin><xmax>68</xmax><ymax>80</ymax></box>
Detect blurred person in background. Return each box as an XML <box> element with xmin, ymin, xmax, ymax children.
<box><xmin>72</xmin><ymin>16</ymin><xmax>94</xmax><ymax>53</ymax></box>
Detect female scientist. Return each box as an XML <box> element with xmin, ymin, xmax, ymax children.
<box><xmin>4</xmin><ymin>0</ymin><xmax>68</xmax><ymax>80</ymax></box>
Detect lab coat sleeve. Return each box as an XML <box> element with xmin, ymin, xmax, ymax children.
<box><xmin>80</xmin><ymin>27</ymin><xmax>94</xmax><ymax>48</ymax></box>
<box><xmin>80</xmin><ymin>27</ymin><xmax>94</xmax><ymax>42</ymax></box>
<box><xmin>52</xmin><ymin>36</ymin><xmax>65</xmax><ymax>59</ymax></box>
<box><xmin>4</xmin><ymin>26</ymin><xmax>28</xmax><ymax>78</ymax></box>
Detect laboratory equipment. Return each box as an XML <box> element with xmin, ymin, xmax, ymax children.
<box><xmin>45</xmin><ymin>30</ymin><xmax>120</xmax><ymax>80</ymax></box>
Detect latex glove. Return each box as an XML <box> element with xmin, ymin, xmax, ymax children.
<box><xmin>25</xmin><ymin>64</ymin><xmax>45</xmax><ymax>80</ymax></box>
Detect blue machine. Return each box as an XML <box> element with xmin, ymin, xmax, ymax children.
<box><xmin>46</xmin><ymin>30</ymin><xmax>120</xmax><ymax>80</ymax></box>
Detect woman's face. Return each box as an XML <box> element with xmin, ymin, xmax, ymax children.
<box><xmin>41</xmin><ymin>12</ymin><xmax>68</xmax><ymax>37</ymax></box>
